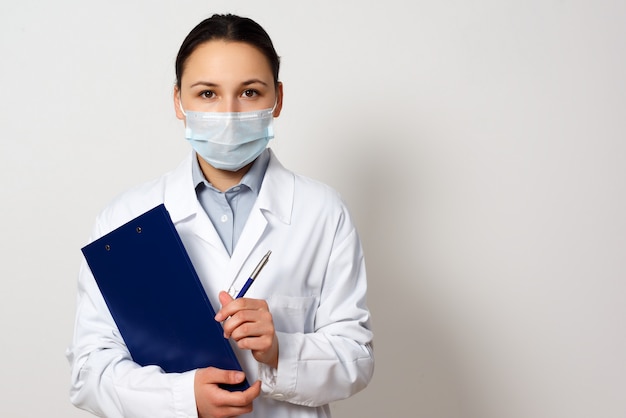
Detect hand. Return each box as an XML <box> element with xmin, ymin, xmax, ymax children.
<box><xmin>194</xmin><ymin>367</ymin><xmax>261</xmax><ymax>418</ymax></box>
<box><xmin>215</xmin><ymin>291</ymin><xmax>279</xmax><ymax>369</ymax></box>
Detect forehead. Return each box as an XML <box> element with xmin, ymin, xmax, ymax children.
<box><xmin>181</xmin><ymin>40</ymin><xmax>273</xmax><ymax>85</ymax></box>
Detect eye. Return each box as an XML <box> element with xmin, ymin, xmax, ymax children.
<box><xmin>200</xmin><ymin>90</ymin><xmax>216</xmax><ymax>99</ymax></box>
<box><xmin>241</xmin><ymin>89</ymin><xmax>259</xmax><ymax>98</ymax></box>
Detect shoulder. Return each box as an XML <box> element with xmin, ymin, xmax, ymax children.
<box><xmin>268</xmin><ymin>149</ymin><xmax>342</xmax><ymax>196</ymax></box>
<box><xmin>91</xmin><ymin>155</ymin><xmax>192</xmax><ymax>237</ymax></box>
<box><xmin>267</xmin><ymin>150</ymin><xmax>353</xmax><ymax>226</ymax></box>
<box><xmin>294</xmin><ymin>172</ymin><xmax>345</xmax><ymax>208</ymax></box>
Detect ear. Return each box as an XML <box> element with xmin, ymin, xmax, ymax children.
<box><xmin>272</xmin><ymin>82</ymin><xmax>284</xmax><ymax>117</ymax></box>
<box><xmin>173</xmin><ymin>86</ymin><xmax>185</xmax><ymax>121</ymax></box>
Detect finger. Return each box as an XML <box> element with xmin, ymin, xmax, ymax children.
<box><xmin>210</xmin><ymin>381</ymin><xmax>261</xmax><ymax>416</ymax></box>
<box><xmin>218</xmin><ymin>290</ymin><xmax>234</xmax><ymax>307</ymax></box>
<box><xmin>215</xmin><ymin>297</ymin><xmax>268</xmax><ymax>322</ymax></box>
<box><xmin>215</xmin><ymin>292</ymin><xmax>243</xmax><ymax>322</ymax></box>
<box><xmin>214</xmin><ymin>291</ymin><xmax>234</xmax><ymax>322</ymax></box>
<box><xmin>221</xmin><ymin>309</ymin><xmax>256</xmax><ymax>337</ymax></box>
<box><xmin>227</xmin><ymin>311</ymin><xmax>274</xmax><ymax>341</ymax></box>
<box><xmin>222</xmin><ymin>308</ymin><xmax>275</xmax><ymax>341</ymax></box>
<box><xmin>245</xmin><ymin>380</ymin><xmax>262</xmax><ymax>398</ymax></box>
<box><xmin>233</xmin><ymin>329</ymin><xmax>274</xmax><ymax>348</ymax></box>
<box><xmin>195</xmin><ymin>374</ymin><xmax>261</xmax><ymax>418</ymax></box>
<box><xmin>233</xmin><ymin>321</ymin><xmax>277</xmax><ymax>352</ymax></box>
<box><xmin>197</xmin><ymin>366</ymin><xmax>246</xmax><ymax>386</ymax></box>
<box><xmin>217</xmin><ymin>380</ymin><xmax>262</xmax><ymax>407</ymax></box>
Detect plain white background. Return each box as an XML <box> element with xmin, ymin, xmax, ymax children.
<box><xmin>1</xmin><ymin>1</ymin><xmax>625</xmax><ymax>417</ymax></box>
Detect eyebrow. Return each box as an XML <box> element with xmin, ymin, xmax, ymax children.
<box><xmin>189</xmin><ymin>81</ymin><xmax>218</xmax><ymax>88</ymax></box>
<box><xmin>189</xmin><ymin>79</ymin><xmax>269</xmax><ymax>88</ymax></box>
<box><xmin>242</xmin><ymin>79</ymin><xmax>269</xmax><ymax>87</ymax></box>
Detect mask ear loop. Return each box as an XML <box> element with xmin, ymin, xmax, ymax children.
<box><xmin>178</xmin><ymin>94</ymin><xmax>187</xmax><ymax>117</ymax></box>
<box><xmin>270</xmin><ymin>90</ymin><xmax>280</xmax><ymax>114</ymax></box>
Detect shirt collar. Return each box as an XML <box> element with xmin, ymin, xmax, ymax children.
<box><xmin>191</xmin><ymin>150</ymin><xmax>270</xmax><ymax>195</ymax></box>
<box><xmin>163</xmin><ymin>149</ymin><xmax>294</xmax><ymax>225</ymax></box>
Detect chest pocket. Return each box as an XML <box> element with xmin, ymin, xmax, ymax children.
<box><xmin>268</xmin><ymin>295</ymin><xmax>318</xmax><ymax>334</ymax></box>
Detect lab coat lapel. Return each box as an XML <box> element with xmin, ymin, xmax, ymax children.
<box><xmin>225</xmin><ymin>149</ymin><xmax>295</xmax><ymax>292</ymax></box>
<box><xmin>190</xmin><ymin>203</ymin><xmax>230</xmax><ymax>256</ymax></box>
<box><xmin>162</xmin><ymin>152</ymin><xmax>230</xmax><ymax>256</ymax></box>
<box><xmin>226</xmin><ymin>206</ymin><xmax>269</xmax><ymax>289</ymax></box>
<box><xmin>163</xmin><ymin>149</ymin><xmax>295</xmax><ymax>294</ymax></box>
<box><xmin>162</xmin><ymin>152</ymin><xmax>196</xmax><ymax>224</ymax></box>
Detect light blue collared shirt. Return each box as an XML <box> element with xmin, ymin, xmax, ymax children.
<box><xmin>191</xmin><ymin>150</ymin><xmax>270</xmax><ymax>256</ymax></box>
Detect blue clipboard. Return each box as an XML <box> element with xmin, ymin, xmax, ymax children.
<box><xmin>81</xmin><ymin>204</ymin><xmax>249</xmax><ymax>391</ymax></box>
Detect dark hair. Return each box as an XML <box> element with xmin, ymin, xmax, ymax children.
<box><xmin>175</xmin><ymin>14</ymin><xmax>280</xmax><ymax>89</ymax></box>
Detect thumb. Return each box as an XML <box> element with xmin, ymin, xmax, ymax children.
<box><xmin>219</xmin><ymin>290</ymin><xmax>234</xmax><ymax>307</ymax></box>
<box><xmin>198</xmin><ymin>366</ymin><xmax>246</xmax><ymax>385</ymax></box>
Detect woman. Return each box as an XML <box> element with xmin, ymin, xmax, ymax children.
<box><xmin>67</xmin><ymin>14</ymin><xmax>374</xmax><ymax>418</ymax></box>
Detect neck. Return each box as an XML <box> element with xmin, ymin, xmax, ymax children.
<box><xmin>197</xmin><ymin>155</ymin><xmax>252</xmax><ymax>192</ymax></box>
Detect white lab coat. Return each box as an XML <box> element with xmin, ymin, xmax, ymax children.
<box><xmin>67</xmin><ymin>150</ymin><xmax>374</xmax><ymax>418</ymax></box>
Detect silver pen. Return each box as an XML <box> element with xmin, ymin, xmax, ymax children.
<box><xmin>235</xmin><ymin>250</ymin><xmax>271</xmax><ymax>298</ymax></box>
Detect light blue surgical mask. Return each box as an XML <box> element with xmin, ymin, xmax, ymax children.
<box><xmin>180</xmin><ymin>104</ymin><xmax>275</xmax><ymax>171</ymax></box>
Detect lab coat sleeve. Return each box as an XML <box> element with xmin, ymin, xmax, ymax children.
<box><xmin>260</xmin><ymin>217</ymin><xmax>375</xmax><ymax>407</ymax></box>
<box><xmin>66</xmin><ymin>222</ymin><xmax>198</xmax><ymax>418</ymax></box>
